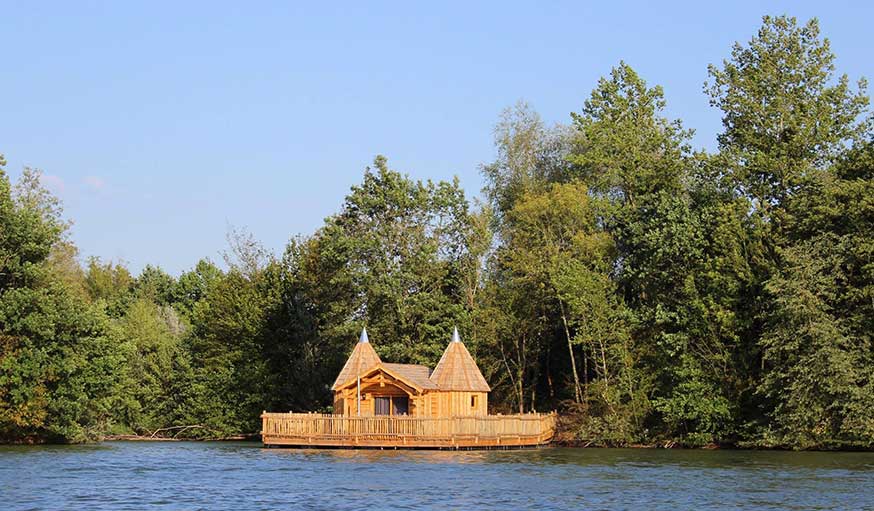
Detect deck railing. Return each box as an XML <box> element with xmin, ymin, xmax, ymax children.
<box><xmin>261</xmin><ymin>412</ymin><xmax>556</xmax><ymax>448</ymax></box>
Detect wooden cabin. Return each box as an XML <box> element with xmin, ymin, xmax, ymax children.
<box><xmin>331</xmin><ymin>328</ymin><xmax>490</xmax><ymax>418</ymax></box>
<box><xmin>261</xmin><ymin>328</ymin><xmax>556</xmax><ymax>449</ymax></box>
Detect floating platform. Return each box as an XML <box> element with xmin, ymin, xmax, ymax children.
<box><xmin>261</xmin><ymin>412</ymin><xmax>556</xmax><ymax>450</ymax></box>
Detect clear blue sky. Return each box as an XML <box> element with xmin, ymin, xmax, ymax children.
<box><xmin>2</xmin><ymin>1</ymin><xmax>871</xmax><ymax>275</ymax></box>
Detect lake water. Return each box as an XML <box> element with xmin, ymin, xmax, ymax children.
<box><xmin>1</xmin><ymin>442</ymin><xmax>873</xmax><ymax>510</ymax></box>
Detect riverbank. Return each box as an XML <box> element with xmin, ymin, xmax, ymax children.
<box><xmin>4</xmin><ymin>411</ymin><xmax>871</xmax><ymax>451</ymax></box>
<box><xmin>552</xmin><ymin>411</ymin><xmax>874</xmax><ymax>452</ymax></box>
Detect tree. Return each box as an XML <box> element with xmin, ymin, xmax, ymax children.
<box><xmin>758</xmin><ymin>143</ymin><xmax>874</xmax><ymax>448</ymax></box>
<box><xmin>173</xmin><ymin>259</ymin><xmax>223</xmax><ymax>317</ymax></box>
<box><xmin>474</xmin><ymin>274</ymin><xmax>544</xmax><ymax>413</ymax></box>
<box><xmin>113</xmin><ymin>300</ymin><xmax>192</xmax><ymax>434</ymax></box>
<box><xmin>706</xmin><ymin>15</ymin><xmax>871</xmax><ymax>219</ymax></box>
<box><xmin>134</xmin><ymin>265</ymin><xmax>177</xmax><ymax>306</ymax></box>
<box><xmin>760</xmin><ymin>235</ymin><xmax>874</xmax><ymax>448</ymax></box>
<box><xmin>566</xmin><ymin>62</ymin><xmax>746</xmax><ymax>444</ymax></box>
<box><xmin>0</xmin><ymin>164</ymin><xmax>122</xmax><ymax>442</ymax></box>
<box><xmin>262</xmin><ymin>236</ymin><xmax>358</xmax><ymax>412</ymax></box>
<box><xmin>504</xmin><ymin>182</ymin><xmax>609</xmax><ymax>404</ymax></box>
<box><xmin>186</xmin><ymin>264</ymin><xmax>273</xmax><ymax>435</ymax></box>
<box><xmin>84</xmin><ymin>257</ymin><xmax>134</xmax><ymax>316</ymax></box>
<box><xmin>570</xmin><ymin>61</ymin><xmax>693</xmax><ymax>208</ymax></box>
<box><xmin>311</xmin><ymin>156</ymin><xmax>474</xmax><ymax>366</ymax></box>
<box><xmin>479</xmin><ymin>104</ymin><xmax>577</xmax><ymax>413</ymax></box>
<box><xmin>707</xmin><ymin>15</ymin><xmax>873</xmax><ymax>447</ymax></box>
<box><xmin>481</xmin><ymin>101</ymin><xmax>574</xmax><ymax>219</ymax></box>
<box><xmin>619</xmin><ymin>183</ymin><xmax>752</xmax><ymax>444</ymax></box>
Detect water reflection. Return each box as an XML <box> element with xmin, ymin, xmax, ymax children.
<box><xmin>260</xmin><ymin>444</ymin><xmax>874</xmax><ymax>471</ymax></box>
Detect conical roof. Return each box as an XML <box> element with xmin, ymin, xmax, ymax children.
<box><xmin>332</xmin><ymin>328</ymin><xmax>381</xmax><ymax>390</ymax></box>
<box><xmin>430</xmin><ymin>328</ymin><xmax>490</xmax><ymax>392</ymax></box>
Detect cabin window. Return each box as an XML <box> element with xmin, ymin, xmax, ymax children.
<box><xmin>471</xmin><ymin>395</ymin><xmax>477</xmax><ymax>408</ymax></box>
<box><xmin>375</xmin><ymin>396</ymin><xmax>409</xmax><ymax>415</ymax></box>
<box><xmin>374</xmin><ymin>397</ymin><xmax>391</xmax><ymax>415</ymax></box>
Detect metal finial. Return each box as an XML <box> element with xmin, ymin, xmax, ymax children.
<box><xmin>452</xmin><ymin>326</ymin><xmax>460</xmax><ymax>343</ymax></box>
<box><xmin>359</xmin><ymin>327</ymin><xmax>369</xmax><ymax>344</ymax></box>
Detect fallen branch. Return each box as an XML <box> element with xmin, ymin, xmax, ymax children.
<box><xmin>148</xmin><ymin>425</ymin><xmax>218</xmax><ymax>439</ymax></box>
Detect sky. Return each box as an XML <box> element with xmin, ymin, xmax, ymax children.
<box><xmin>2</xmin><ymin>1</ymin><xmax>872</xmax><ymax>275</ymax></box>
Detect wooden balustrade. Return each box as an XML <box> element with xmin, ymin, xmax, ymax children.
<box><xmin>261</xmin><ymin>412</ymin><xmax>556</xmax><ymax>449</ymax></box>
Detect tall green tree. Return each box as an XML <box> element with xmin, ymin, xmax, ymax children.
<box><xmin>311</xmin><ymin>156</ymin><xmax>474</xmax><ymax>366</ymax></box>
<box><xmin>758</xmin><ymin>143</ymin><xmax>874</xmax><ymax>448</ymax></box>
<box><xmin>503</xmin><ymin>183</ymin><xmax>610</xmax><ymax>404</ymax></box>
<box><xmin>570</xmin><ymin>62</ymin><xmax>692</xmax><ymax>207</ymax></box>
<box><xmin>134</xmin><ymin>265</ymin><xmax>177</xmax><ymax>306</ymax></box>
<box><xmin>173</xmin><ymin>259</ymin><xmax>222</xmax><ymax>318</ymax></box>
<box><xmin>706</xmin><ymin>15</ymin><xmax>871</xmax><ymax>221</ymax></box>
<box><xmin>482</xmin><ymin>101</ymin><xmax>573</xmax><ymax>219</ymax></box>
<box><xmin>506</xmin><ymin>182</ymin><xmax>648</xmax><ymax>441</ymax></box>
<box><xmin>186</xmin><ymin>258</ymin><xmax>274</xmax><ymax>435</ymax></box>
<box><xmin>566</xmin><ymin>62</ymin><xmax>749</xmax><ymax>444</ymax></box>
<box><xmin>479</xmin><ymin>104</ymin><xmax>576</xmax><ymax>413</ymax></box>
<box><xmin>113</xmin><ymin>299</ymin><xmax>192</xmax><ymax>434</ymax></box>
<box><xmin>708</xmin><ymin>15</ymin><xmax>873</xmax><ymax>446</ymax></box>
<box><xmin>0</xmin><ymin>164</ymin><xmax>122</xmax><ymax>442</ymax></box>
<box><xmin>84</xmin><ymin>257</ymin><xmax>134</xmax><ymax>317</ymax></box>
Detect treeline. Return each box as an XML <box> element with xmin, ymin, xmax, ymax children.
<box><xmin>1</xmin><ymin>16</ymin><xmax>872</xmax><ymax>448</ymax></box>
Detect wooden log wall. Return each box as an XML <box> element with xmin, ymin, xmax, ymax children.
<box><xmin>430</xmin><ymin>391</ymin><xmax>488</xmax><ymax>417</ymax></box>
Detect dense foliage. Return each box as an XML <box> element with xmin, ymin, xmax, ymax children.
<box><xmin>1</xmin><ymin>16</ymin><xmax>871</xmax><ymax>448</ymax></box>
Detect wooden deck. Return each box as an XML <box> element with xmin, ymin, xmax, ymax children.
<box><xmin>261</xmin><ymin>412</ymin><xmax>556</xmax><ymax>449</ymax></box>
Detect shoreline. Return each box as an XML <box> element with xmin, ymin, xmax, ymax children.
<box><xmin>4</xmin><ymin>437</ymin><xmax>873</xmax><ymax>452</ymax></box>
<box><xmin>77</xmin><ymin>437</ymin><xmax>874</xmax><ymax>452</ymax></box>
<box><xmin>101</xmin><ymin>433</ymin><xmax>259</xmax><ymax>442</ymax></box>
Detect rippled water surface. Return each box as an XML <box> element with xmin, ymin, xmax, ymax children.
<box><xmin>2</xmin><ymin>442</ymin><xmax>874</xmax><ymax>510</ymax></box>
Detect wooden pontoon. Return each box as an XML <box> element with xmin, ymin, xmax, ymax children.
<box><xmin>261</xmin><ymin>328</ymin><xmax>556</xmax><ymax>449</ymax></box>
<box><xmin>261</xmin><ymin>412</ymin><xmax>556</xmax><ymax>449</ymax></box>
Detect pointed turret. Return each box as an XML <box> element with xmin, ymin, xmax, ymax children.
<box><xmin>430</xmin><ymin>327</ymin><xmax>491</xmax><ymax>392</ymax></box>
<box><xmin>332</xmin><ymin>328</ymin><xmax>381</xmax><ymax>390</ymax></box>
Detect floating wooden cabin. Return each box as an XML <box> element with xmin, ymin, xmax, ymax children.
<box><xmin>261</xmin><ymin>328</ymin><xmax>555</xmax><ymax>449</ymax></box>
<box><xmin>331</xmin><ymin>327</ymin><xmax>490</xmax><ymax>418</ymax></box>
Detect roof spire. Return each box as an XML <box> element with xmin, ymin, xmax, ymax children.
<box><xmin>430</xmin><ymin>326</ymin><xmax>490</xmax><ymax>392</ymax></box>
<box><xmin>332</xmin><ymin>328</ymin><xmax>381</xmax><ymax>390</ymax></box>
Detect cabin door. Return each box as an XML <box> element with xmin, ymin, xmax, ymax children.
<box><xmin>392</xmin><ymin>396</ymin><xmax>409</xmax><ymax>415</ymax></box>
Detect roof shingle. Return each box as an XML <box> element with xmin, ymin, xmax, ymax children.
<box><xmin>331</xmin><ymin>339</ymin><xmax>381</xmax><ymax>390</ymax></box>
<box><xmin>382</xmin><ymin>363</ymin><xmax>438</xmax><ymax>390</ymax></box>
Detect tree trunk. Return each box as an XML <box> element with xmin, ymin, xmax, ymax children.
<box><xmin>498</xmin><ymin>339</ymin><xmax>523</xmax><ymax>414</ymax></box>
<box><xmin>559</xmin><ymin>300</ymin><xmax>583</xmax><ymax>403</ymax></box>
<box><xmin>597</xmin><ymin>331</ymin><xmax>616</xmax><ymax>414</ymax></box>
<box><xmin>518</xmin><ymin>334</ymin><xmax>526</xmax><ymax>413</ymax></box>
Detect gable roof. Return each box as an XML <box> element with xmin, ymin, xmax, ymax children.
<box><xmin>382</xmin><ymin>363</ymin><xmax>438</xmax><ymax>390</ymax></box>
<box><xmin>429</xmin><ymin>328</ymin><xmax>491</xmax><ymax>392</ymax></box>
<box><xmin>334</xmin><ymin>362</ymin><xmax>438</xmax><ymax>392</ymax></box>
<box><xmin>331</xmin><ymin>330</ymin><xmax>381</xmax><ymax>390</ymax></box>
